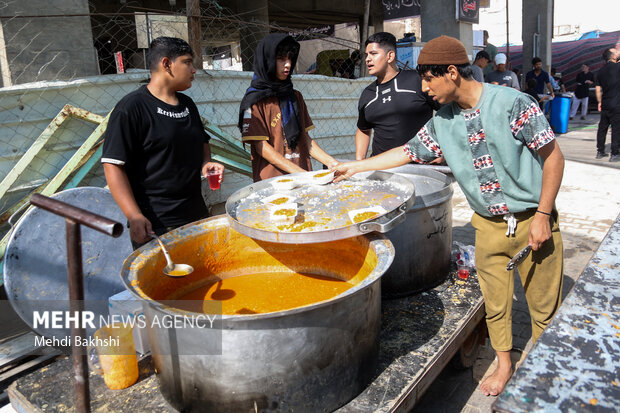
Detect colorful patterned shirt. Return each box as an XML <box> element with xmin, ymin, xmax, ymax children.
<box><xmin>403</xmin><ymin>83</ymin><xmax>555</xmax><ymax>217</ymax></box>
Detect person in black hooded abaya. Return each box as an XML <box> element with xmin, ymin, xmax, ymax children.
<box><xmin>239</xmin><ymin>33</ymin><xmax>338</xmax><ymax>182</ymax></box>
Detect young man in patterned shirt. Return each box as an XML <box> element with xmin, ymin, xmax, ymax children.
<box><xmin>333</xmin><ymin>35</ymin><xmax>565</xmax><ymax>397</ymax></box>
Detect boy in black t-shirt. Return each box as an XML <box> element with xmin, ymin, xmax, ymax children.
<box><xmin>102</xmin><ymin>37</ymin><xmax>224</xmax><ymax>248</ymax></box>
<box><xmin>355</xmin><ymin>32</ymin><xmax>439</xmax><ymax>159</ymax></box>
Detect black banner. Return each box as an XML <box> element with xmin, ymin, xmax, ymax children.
<box><xmin>456</xmin><ymin>0</ymin><xmax>479</xmax><ymax>24</ymax></box>
<box><xmin>382</xmin><ymin>0</ymin><xmax>421</xmax><ymax>21</ymax></box>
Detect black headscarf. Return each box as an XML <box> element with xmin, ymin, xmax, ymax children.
<box><xmin>238</xmin><ymin>34</ymin><xmax>303</xmax><ymax>150</ymax></box>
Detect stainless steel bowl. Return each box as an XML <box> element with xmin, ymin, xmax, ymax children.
<box><xmin>225</xmin><ymin>170</ymin><xmax>414</xmax><ymax>244</ymax></box>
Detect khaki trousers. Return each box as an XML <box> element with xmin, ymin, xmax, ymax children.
<box><xmin>471</xmin><ymin>210</ymin><xmax>564</xmax><ymax>351</ymax></box>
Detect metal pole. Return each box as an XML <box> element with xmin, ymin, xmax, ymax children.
<box><xmin>29</xmin><ymin>194</ymin><xmax>123</xmax><ymax>413</ymax></box>
<box><xmin>506</xmin><ymin>0</ymin><xmax>510</xmax><ymax>62</ymax></box>
<box><xmin>66</xmin><ymin>219</ymin><xmax>90</xmax><ymax>413</ymax></box>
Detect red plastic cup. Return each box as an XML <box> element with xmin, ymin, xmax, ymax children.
<box><xmin>457</xmin><ymin>260</ymin><xmax>469</xmax><ymax>280</ymax></box>
<box><xmin>207</xmin><ymin>170</ymin><xmax>221</xmax><ymax>190</ymax></box>
<box><xmin>457</xmin><ymin>268</ymin><xmax>470</xmax><ymax>280</ymax></box>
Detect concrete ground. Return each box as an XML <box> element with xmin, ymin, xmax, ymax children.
<box><xmin>412</xmin><ymin>113</ymin><xmax>620</xmax><ymax>412</ymax></box>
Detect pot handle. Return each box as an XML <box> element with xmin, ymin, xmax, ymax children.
<box><xmin>357</xmin><ymin>204</ymin><xmax>407</xmax><ymax>233</ymax></box>
<box><xmin>4</xmin><ymin>202</ymin><xmax>32</xmax><ymax>244</ymax></box>
<box><xmin>8</xmin><ymin>202</ymin><xmax>31</xmax><ymax>228</ymax></box>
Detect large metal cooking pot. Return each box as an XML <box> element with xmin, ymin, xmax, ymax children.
<box><xmin>380</xmin><ymin>165</ymin><xmax>454</xmax><ymax>297</ymax></box>
<box><xmin>121</xmin><ymin>216</ymin><xmax>394</xmax><ymax>412</ymax></box>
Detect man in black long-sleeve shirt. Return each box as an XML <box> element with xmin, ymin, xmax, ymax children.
<box><xmin>595</xmin><ymin>47</ymin><xmax>620</xmax><ymax>161</ymax></box>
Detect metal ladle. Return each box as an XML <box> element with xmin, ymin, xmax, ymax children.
<box><xmin>152</xmin><ymin>234</ymin><xmax>194</xmax><ymax>277</ymax></box>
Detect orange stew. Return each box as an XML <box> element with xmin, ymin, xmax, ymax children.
<box><xmin>175</xmin><ymin>272</ymin><xmax>354</xmax><ymax>314</ymax></box>
<box><xmin>167</xmin><ymin>269</ymin><xmax>191</xmax><ymax>276</ymax></box>
<box><xmin>274</xmin><ymin>208</ymin><xmax>296</xmax><ymax>217</ymax></box>
<box><xmin>271</xmin><ymin>197</ymin><xmax>289</xmax><ymax>205</ymax></box>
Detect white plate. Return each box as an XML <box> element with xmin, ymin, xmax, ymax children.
<box><xmin>260</xmin><ymin>193</ymin><xmax>296</xmax><ymax>205</ymax></box>
<box><xmin>269</xmin><ymin>203</ymin><xmax>298</xmax><ymax>224</ymax></box>
<box><xmin>347</xmin><ymin>206</ymin><xmax>388</xmax><ymax>224</ymax></box>
<box><xmin>307</xmin><ymin>170</ymin><xmax>335</xmax><ymax>185</ymax></box>
<box><xmin>271</xmin><ymin>177</ymin><xmax>299</xmax><ymax>191</ymax></box>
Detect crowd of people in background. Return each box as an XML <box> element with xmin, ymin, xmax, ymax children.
<box><xmin>303</xmin><ymin>37</ymin><xmax>619</xmax><ymax>163</ymax></box>
<box><xmin>455</xmin><ymin>43</ymin><xmax>619</xmax><ymax>162</ymax></box>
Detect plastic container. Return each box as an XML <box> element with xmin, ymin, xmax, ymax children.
<box><xmin>271</xmin><ymin>176</ymin><xmax>299</xmax><ymax>191</ymax></box>
<box><xmin>89</xmin><ymin>323</ymin><xmax>139</xmax><ymax>390</ymax></box>
<box><xmin>269</xmin><ymin>203</ymin><xmax>298</xmax><ymax>224</ymax></box>
<box><xmin>347</xmin><ymin>206</ymin><xmax>388</xmax><ymax>224</ymax></box>
<box><xmin>550</xmin><ymin>95</ymin><xmax>571</xmax><ymax>134</ymax></box>
<box><xmin>260</xmin><ymin>193</ymin><xmax>296</xmax><ymax>206</ymax></box>
<box><xmin>309</xmin><ymin>170</ymin><xmax>335</xmax><ymax>185</ymax></box>
<box><xmin>207</xmin><ymin>170</ymin><xmax>222</xmax><ymax>190</ymax></box>
<box><xmin>456</xmin><ymin>260</ymin><xmax>470</xmax><ymax>280</ymax></box>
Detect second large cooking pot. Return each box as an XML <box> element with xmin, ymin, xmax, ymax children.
<box><xmin>121</xmin><ymin>216</ymin><xmax>394</xmax><ymax>412</ymax></box>
<box><xmin>380</xmin><ymin>165</ymin><xmax>454</xmax><ymax>296</ymax></box>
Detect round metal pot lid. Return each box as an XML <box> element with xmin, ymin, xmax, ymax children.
<box><xmin>3</xmin><ymin>187</ymin><xmax>132</xmax><ymax>338</ymax></box>
<box><xmin>225</xmin><ymin>170</ymin><xmax>414</xmax><ymax>244</ymax></box>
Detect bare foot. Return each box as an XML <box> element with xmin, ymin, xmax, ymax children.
<box><xmin>480</xmin><ymin>363</ymin><xmax>513</xmax><ymax>396</ymax></box>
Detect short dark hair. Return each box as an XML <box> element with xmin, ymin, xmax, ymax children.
<box><xmin>365</xmin><ymin>32</ymin><xmax>396</xmax><ymax>52</ymax></box>
<box><xmin>147</xmin><ymin>37</ymin><xmax>193</xmax><ymax>71</ymax></box>
<box><xmin>603</xmin><ymin>48</ymin><xmax>614</xmax><ymax>61</ymax></box>
<box><xmin>276</xmin><ymin>38</ymin><xmax>300</xmax><ymax>60</ymax></box>
<box><xmin>526</xmin><ymin>78</ymin><xmax>537</xmax><ymax>89</ymax></box>
<box><xmin>475</xmin><ymin>50</ymin><xmax>491</xmax><ymax>62</ymax></box>
<box><xmin>416</xmin><ymin>63</ymin><xmax>474</xmax><ymax>80</ymax></box>
<box><xmin>532</xmin><ymin>57</ymin><xmax>542</xmax><ymax>65</ymax></box>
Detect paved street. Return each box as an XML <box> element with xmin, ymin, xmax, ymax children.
<box><xmin>413</xmin><ymin>112</ymin><xmax>620</xmax><ymax>412</ymax></box>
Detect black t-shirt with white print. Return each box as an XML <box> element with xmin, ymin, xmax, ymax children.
<box><xmin>357</xmin><ymin>70</ymin><xmax>437</xmax><ymax>156</ymax></box>
<box><xmin>102</xmin><ymin>85</ymin><xmax>210</xmax><ymax>229</ymax></box>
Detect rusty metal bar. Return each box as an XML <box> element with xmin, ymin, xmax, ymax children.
<box><xmin>29</xmin><ymin>194</ymin><xmax>123</xmax><ymax>413</ymax></box>
<box><xmin>30</xmin><ymin>193</ymin><xmax>122</xmax><ymax>237</ymax></box>
<box><xmin>65</xmin><ymin>219</ymin><xmax>89</xmax><ymax>413</ymax></box>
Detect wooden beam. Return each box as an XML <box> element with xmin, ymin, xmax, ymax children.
<box><xmin>361</xmin><ymin>0</ymin><xmax>371</xmax><ymax>77</ymax></box>
<box><xmin>187</xmin><ymin>0</ymin><xmax>202</xmax><ymax>69</ymax></box>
